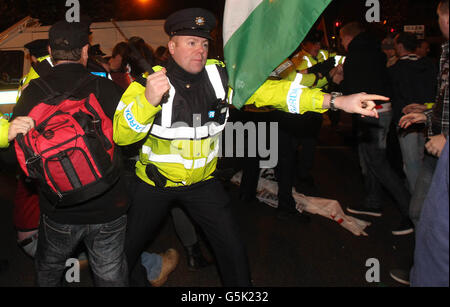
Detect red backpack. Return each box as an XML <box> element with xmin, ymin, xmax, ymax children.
<box><xmin>15</xmin><ymin>74</ymin><xmax>120</xmax><ymax>208</ymax></box>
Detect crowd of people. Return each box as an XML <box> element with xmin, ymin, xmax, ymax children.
<box><xmin>0</xmin><ymin>1</ymin><xmax>448</xmax><ymax>287</ymax></box>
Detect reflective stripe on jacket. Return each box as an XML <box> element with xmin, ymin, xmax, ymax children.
<box><xmin>286</xmin><ymin>50</ymin><xmax>328</xmax><ymax>88</ymax></box>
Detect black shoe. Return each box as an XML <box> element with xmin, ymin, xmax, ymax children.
<box><xmin>276</xmin><ymin>210</ymin><xmax>311</xmax><ymax>223</ymax></box>
<box><xmin>347</xmin><ymin>205</ymin><xmax>382</xmax><ymax>217</ymax></box>
<box><xmin>392</xmin><ymin>219</ymin><xmax>414</xmax><ymax>236</ymax></box>
<box><xmin>185</xmin><ymin>243</ymin><xmax>213</xmax><ymax>271</ymax></box>
<box><xmin>390</xmin><ymin>269</ymin><xmax>410</xmax><ymax>285</ymax></box>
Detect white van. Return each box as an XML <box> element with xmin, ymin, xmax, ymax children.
<box><xmin>0</xmin><ymin>16</ymin><xmax>169</xmax><ymax>117</ymax></box>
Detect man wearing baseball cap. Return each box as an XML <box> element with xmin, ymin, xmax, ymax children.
<box><xmin>14</xmin><ymin>20</ymin><xmax>129</xmax><ymax>287</ymax></box>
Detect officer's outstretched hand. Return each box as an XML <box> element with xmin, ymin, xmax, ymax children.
<box><xmin>332</xmin><ymin>93</ymin><xmax>389</xmax><ymax>118</ymax></box>
<box><xmin>8</xmin><ymin>116</ymin><xmax>34</xmax><ymax>142</ymax></box>
<box><xmin>145</xmin><ymin>68</ymin><xmax>171</xmax><ymax>107</ymax></box>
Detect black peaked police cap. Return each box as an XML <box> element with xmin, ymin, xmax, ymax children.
<box><xmin>24</xmin><ymin>39</ymin><xmax>49</xmax><ymax>58</ymax></box>
<box><xmin>164</xmin><ymin>8</ymin><xmax>217</xmax><ymax>40</ymax></box>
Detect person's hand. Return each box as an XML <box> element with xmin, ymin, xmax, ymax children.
<box><xmin>425</xmin><ymin>134</ymin><xmax>447</xmax><ymax>157</ymax></box>
<box><xmin>330</xmin><ymin>65</ymin><xmax>344</xmax><ymax>85</ymax></box>
<box><xmin>8</xmin><ymin>116</ymin><xmax>35</xmax><ymax>142</ymax></box>
<box><xmin>402</xmin><ymin>103</ymin><xmax>428</xmax><ymax>114</ymax></box>
<box><xmin>398</xmin><ymin>112</ymin><xmax>427</xmax><ymax>129</ymax></box>
<box><xmin>145</xmin><ymin>68</ymin><xmax>171</xmax><ymax>107</ymax></box>
<box><xmin>333</xmin><ymin>93</ymin><xmax>389</xmax><ymax>118</ymax></box>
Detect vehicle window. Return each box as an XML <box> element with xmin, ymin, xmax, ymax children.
<box><xmin>0</xmin><ymin>50</ymin><xmax>24</xmax><ymax>88</ymax></box>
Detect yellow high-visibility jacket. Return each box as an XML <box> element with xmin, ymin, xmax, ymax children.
<box><xmin>114</xmin><ymin>60</ymin><xmax>327</xmax><ymax>188</ymax></box>
<box><xmin>0</xmin><ymin>113</ymin><xmax>10</xmax><ymax>148</ymax></box>
<box><xmin>286</xmin><ymin>49</ymin><xmax>330</xmax><ymax>88</ymax></box>
<box><xmin>16</xmin><ymin>55</ymin><xmax>53</xmax><ymax>102</ymax></box>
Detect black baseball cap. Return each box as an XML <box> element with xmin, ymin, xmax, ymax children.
<box><xmin>49</xmin><ymin>20</ymin><xmax>90</xmax><ymax>51</ymax></box>
<box><xmin>164</xmin><ymin>8</ymin><xmax>217</xmax><ymax>40</ymax></box>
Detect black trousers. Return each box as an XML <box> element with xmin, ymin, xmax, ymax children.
<box><xmin>238</xmin><ymin>110</ymin><xmax>299</xmax><ymax>212</ymax></box>
<box><xmin>275</xmin><ymin>126</ymin><xmax>299</xmax><ymax>212</ymax></box>
<box><xmin>126</xmin><ymin>177</ymin><xmax>252</xmax><ymax>287</ymax></box>
<box><xmin>296</xmin><ymin>112</ymin><xmax>323</xmax><ymax>180</ymax></box>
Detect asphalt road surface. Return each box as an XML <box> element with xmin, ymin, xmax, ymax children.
<box><xmin>0</xmin><ymin>113</ymin><xmax>414</xmax><ymax>288</ymax></box>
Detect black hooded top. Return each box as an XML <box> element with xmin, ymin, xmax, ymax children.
<box><xmin>342</xmin><ymin>32</ymin><xmax>392</xmax><ymax>103</ymax></box>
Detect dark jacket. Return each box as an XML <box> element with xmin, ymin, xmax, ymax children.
<box><xmin>342</xmin><ymin>32</ymin><xmax>392</xmax><ymax>102</ymax></box>
<box><xmin>389</xmin><ymin>55</ymin><xmax>438</xmax><ymax>123</ymax></box>
<box><xmin>13</xmin><ymin>63</ymin><xmax>129</xmax><ymax>225</ymax></box>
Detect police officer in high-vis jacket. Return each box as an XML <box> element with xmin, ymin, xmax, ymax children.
<box><xmin>114</xmin><ymin>8</ymin><xmax>385</xmax><ymax>286</ymax></box>
<box><xmin>17</xmin><ymin>39</ymin><xmax>54</xmax><ymax>102</ymax></box>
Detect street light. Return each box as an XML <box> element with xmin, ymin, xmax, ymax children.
<box><xmin>137</xmin><ymin>0</ymin><xmax>152</xmax><ymax>4</ymax></box>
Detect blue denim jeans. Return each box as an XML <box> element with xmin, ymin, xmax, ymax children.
<box><xmin>357</xmin><ymin>112</ymin><xmax>411</xmax><ymax>217</ymax></box>
<box><xmin>397</xmin><ymin>127</ymin><xmax>426</xmax><ymax>192</ymax></box>
<box><xmin>409</xmin><ymin>153</ymin><xmax>438</xmax><ymax>226</ymax></box>
<box><xmin>35</xmin><ymin>214</ymin><xmax>128</xmax><ymax>287</ymax></box>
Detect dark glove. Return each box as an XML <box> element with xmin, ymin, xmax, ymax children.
<box><xmin>307</xmin><ymin>57</ymin><xmax>336</xmax><ymax>77</ymax></box>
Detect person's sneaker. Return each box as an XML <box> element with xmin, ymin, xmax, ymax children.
<box><xmin>346</xmin><ymin>205</ymin><xmax>382</xmax><ymax>217</ymax></box>
<box><xmin>390</xmin><ymin>269</ymin><xmax>410</xmax><ymax>286</ymax></box>
<box><xmin>150</xmin><ymin>248</ymin><xmax>179</xmax><ymax>287</ymax></box>
<box><xmin>392</xmin><ymin>219</ymin><xmax>414</xmax><ymax>236</ymax></box>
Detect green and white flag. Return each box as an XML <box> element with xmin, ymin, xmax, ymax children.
<box><xmin>223</xmin><ymin>0</ymin><xmax>332</xmax><ymax>109</ymax></box>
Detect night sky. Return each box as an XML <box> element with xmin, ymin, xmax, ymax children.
<box><xmin>0</xmin><ymin>0</ymin><xmax>444</xmax><ymax>41</ymax></box>
<box><xmin>0</xmin><ymin>0</ymin><xmax>227</xmax><ymax>32</ymax></box>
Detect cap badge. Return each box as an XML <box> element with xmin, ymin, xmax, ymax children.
<box><xmin>195</xmin><ymin>17</ymin><xmax>206</xmax><ymax>26</ymax></box>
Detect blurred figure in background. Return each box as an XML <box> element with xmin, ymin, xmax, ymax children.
<box><xmin>340</xmin><ymin>22</ymin><xmax>413</xmax><ymax>236</ymax></box>
<box><xmin>109</xmin><ymin>42</ymin><xmax>134</xmax><ymax>89</ymax></box>
<box><xmin>382</xmin><ymin>36</ymin><xmax>398</xmax><ymax>68</ymax></box>
<box><xmin>390</xmin><ymin>32</ymin><xmax>438</xmax><ymax>193</ymax></box>
<box><xmin>154</xmin><ymin>46</ymin><xmax>170</xmax><ymax>66</ymax></box>
<box><xmin>127</xmin><ymin>36</ymin><xmax>156</xmax><ymax>79</ymax></box>
<box><xmin>415</xmin><ymin>39</ymin><xmax>431</xmax><ymax>59</ymax></box>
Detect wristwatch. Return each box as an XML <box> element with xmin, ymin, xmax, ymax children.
<box><xmin>330</xmin><ymin>92</ymin><xmax>343</xmax><ymax>111</ymax></box>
